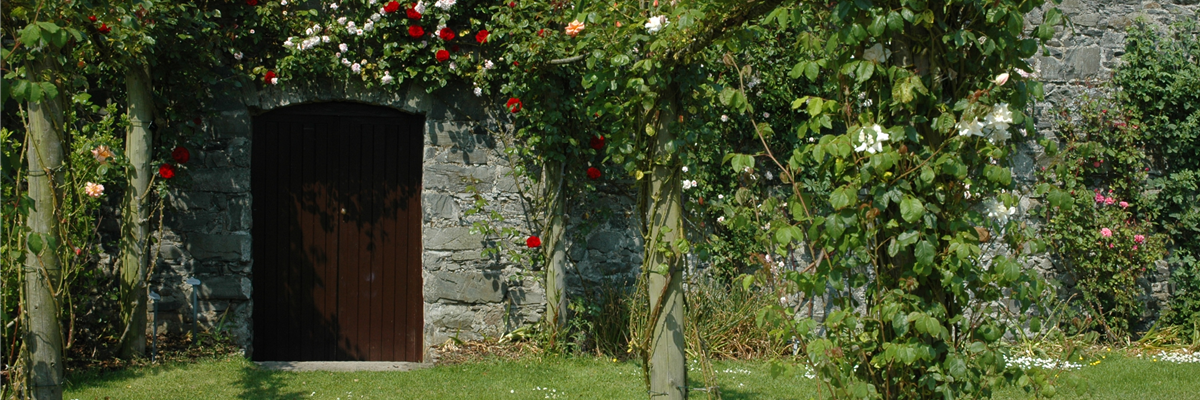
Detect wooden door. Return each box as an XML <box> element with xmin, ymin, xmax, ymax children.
<box><xmin>251</xmin><ymin>103</ymin><xmax>424</xmax><ymax>361</ymax></box>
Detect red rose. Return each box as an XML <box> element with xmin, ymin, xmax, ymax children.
<box><xmin>246</xmin><ymin>0</ymin><xmax>257</xmax><ymax>5</ymax></box>
<box><xmin>587</xmin><ymin>167</ymin><xmax>602</xmax><ymax>180</ymax></box>
<box><xmin>172</xmin><ymin>146</ymin><xmax>190</xmax><ymax>164</ymax></box>
<box><xmin>97</xmin><ymin>23</ymin><xmax>111</xmax><ymax>34</ymax></box>
<box><xmin>450</xmin><ymin>44</ymin><xmax>460</xmax><ymax>53</ymax></box>
<box><xmin>526</xmin><ymin>236</ymin><xmax>541</xmax><ymax>248</ymax></box>
<box><xmin>408</xmin><ymin>25</ymin><xmax>424</xmax><ymax>38</ymax></box>
<box><xmin>538</xmin><ymin>28</ymin><xmax>545</xmax><ymax>37</ymax></box>
<box><xmin>475</xmin><ymin>29</ymin><xmax>489</xmax><ymax>43</ymax></box>
<box><xmin>438</xmin><ymin>27</ymin><xmax>455</xmax><ymax>41</ymax></box>
<box><xmin>509</xmin><ymin>1</ymin><xmax>516</xmax><ymax>7</ymax></box>
<box><xmin>159</xmin><ymin>163</ymin><xmax>176</xmax><ymax>179</ymax></box>
<box><xmin>435</xmin><ymin>49</ymin><xmax>450</xmax><ymax>62</ymax></box>
<box><xmin>263</xmin><ymin>71</ymin><xmax>276</xmax><ymax>84</ymax></box>
<box><xmin>512</xmin><ymin>61</ymin><xmax>519</xmax><ymax>66</ymax></box>
<box><xmin>590</xmin><ymin>135</ymin><xmax>605</xmax><ymax>150</ymax></box>
<box><xmin>89</xmin><ymin>15</ymin><xmax>97</xmax><ymax>22</ymax></box>
<box><xmin>506</xmin><ymin>97</ymin><xmax>522</xmax><ymax>113</ymax></box>
<box><xmin>384</xmin><ymin>0</ymin><xmax>401</xmax><ymax>13</ymax></box>
<box><xmin>406</xmin><ymin>6</ymin><xmax>421</xmax><ymax>19</ymax></box>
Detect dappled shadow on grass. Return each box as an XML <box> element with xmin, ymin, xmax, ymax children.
<box><xmin>720</xmin><ymin>387</ymin><xmax>810</xmax><ymax>400</ymax></box>
<box><xmin>63</xmin><ymin>361</ymin><xmax>188</xmax><ymax>393</ymax></box>
<box><xmin>234</xmin><ymin>364</ymin><xmax>308</xmax><ymax>399</ymax></box>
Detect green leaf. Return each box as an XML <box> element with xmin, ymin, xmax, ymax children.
<box><xmin>855</xmin><ymin>61</ymin><xmax>874</xmax><ymax>83</ymax></box>
<box><xmin>1047</xmin><ymin>188</ymin><xmax>1073</xmax><ymax>210</ymax></box>
<box><xmin>887</xmin><ymin>11</ymin><xmax>904</xmax><ymax>31</ymax></box>
<box><xmin>742</xmin><ymin>274</ymin><xmax>755</xmax><ymax>291</ymax></box>
<box><xmin>900</xmin><ymin>196</ymin><xmax>924</xmax><ymax>223</ymax></box>
<box><xmin>830</xmin><ymin>186</ymin><xmax>854</xmax><ymax>210</ymax></box>
<box><xmin>897</xmin><ymin>230</ymin><xmax>920</xmax><ymax>247</ymax></box>
<box><xmin>892</xmin><ymin>311</ymin><xmax>909</xmax><ymax>336</ymax></box>
<box><xmin>38</xmin><ymin>82</ymin><xmax>57</xmax><ymax>100</ymax></box>
<box><xmin>868</xmin><ymin>15</ymin><xmax>886</xmax><ymax>37</ymax></box>
<box><xmin>984</xmin><ymin>165</ymin><xmax>1012</xmax><ymax>186</ymax></box>
<box><xmin>915</xmin><ymin>240</ymin><xmax>935</xmax><ymax>273</ymax></box>
<box><xmin>804</xmin><ymin>61</ymin><xmax>819</xmax><ymax>81</ymax></box>
<box><xmin>27</xmin><ymin>232</ymin><xmax>44</xmax><ymax>255</ymax></box>
<box><xmin>775</xmin><ymin>226</ymin><xmax>792</xmax><ymax>245</ymax></box>
<box><xmin>20</xmin><ymin>24</ymin><xmax>42</xmax><ymax>47</ymax></box>
<box><xmin>853</xmin><ymin>0</ymin><xmax>874</xmax><ymax>10</ymax></box>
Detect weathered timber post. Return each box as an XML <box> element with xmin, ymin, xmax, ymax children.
<box><xmin>645</xmin><ymin>85</ymin><xmax>686</xmax><ymax>400</ymax></box>
<box><xmin>118</xmin><ymin>63</ymin><xmax>156</xmax><ymax>358</ymax></box>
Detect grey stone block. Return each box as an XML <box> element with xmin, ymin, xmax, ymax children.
<box><xmin>197</xmin><ymin>275</ymin><xmax>252</xmax><ymax>300</ymax></box>
<box><xmin>587</xmin><ymin>233</ymin><xmax>622</xmax><ymax>253</ymax></box>
<box><xmin>188</xmin><ymin>233</ymin><xmax>251</xmax><ymax>261</ymax></box>
<box><xmin>427</xmin><ymin>270</ymin><xmax>505</xmax><ymax>304</ymax></box>
<box><xmin>423</xmin><ymin>193</ymin><xmax>460</xmax><ymax>221</ymax></box>
<box><xmin>191</xmin><ymin>168</ymin><xmax>251</xmax><ymax>193</ymax></box>
<box><xmin>437</xmin><ymin>147</ymin><xmax>489</xmax><ymax>165</ymax></box>
<box><xmin>425</xmin><ymin>227</ymin><xmax>482</xmax><ymax>251</ymax></box>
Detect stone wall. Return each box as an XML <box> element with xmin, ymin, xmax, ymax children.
<box><xmin>1023</xmin><ymin>0</ymin><xmax>1199</xmax><ymax>326</ymax></box>
<box><xmin>141</xmin><ymin>79</ymin><xmax>643</xmax><ymax>360</ymax></box>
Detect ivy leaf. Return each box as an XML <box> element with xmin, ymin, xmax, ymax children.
<box><xmin>900</xmin><ymin>195</ymin><xmax>924</xmax><ymax>223</ymax></box>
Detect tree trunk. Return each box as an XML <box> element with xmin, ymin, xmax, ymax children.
<box><xmin>117</xmin><ymin>64</ymin><xmax>155</xmax><ymax>358</ymax></box>
<box><xmin>24</xmin><ymin>57</ymin><xmax>65</xmax><ymax>400</ymax></box>
<box><xmin>644</xmin><ymin>86</ymin><xmax>687</xmax><ymax>400</ymax></box>
<box><xmin>543</xmin><ymin>160</ymin><xmax>568</xmax><ymax>338</ymax></box>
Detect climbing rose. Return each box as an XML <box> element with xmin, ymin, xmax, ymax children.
<box><xmin>587</xmin><ymin>167</ymin><xmax>602</xmax><ymax>180</ymax></box>
<box><xmin>589</xmin><ymin>135</ymin><xmax>605</xmax><ymax>150</ymax></box>
<box><xmin>1104</xmin><ymin>197</ymin><xmax>1115</xmax><ymax>206</ymax></box>
<box><xmin>172</xmin><ymin>146</ymin><xmax>190</xmax><ymax>164</ymax></box>
<box><xmin>408</xmin><ymin>25</ymin><xmax>424</xmax><ymax>38</ymax></box>
<box><xmin>565</xmin><ymin>20</ymin><xmax>585</xmax><ymax>37</ymax></box>
<box><xmin>1134</xmin><ymin>234</ymin><xmax>1146</xmax><ymax>244</ymax></box>
<box><xmin>505</xmin><ymin>97</ymin><xmax>522</xmax><ymax>113</ymax></box>
<box><xmin>1094</xmin><ymin>192</ymin><xmax>1105</xmax><ymax>203</ymax></box>
<box><xmin>263</xmin><ymin>71</ymin><xmax>277</xmax><ymax>85</ymax></box>
<box><xmin>526</xmin><ymin>236</ymin><xmax>541</xmax><ymax>248</ymax></box>
<box><xmin>1120</xmin><ymin>201</ymin><xmax>1129</xmax><ymax>208</ymax></box>
<box><xmin>88</xmin><ymin>15</ymin><xmax>97</xmax><ymax>22</ymax></box>
<box><xmin>435</xmin><ymin>49</ymin><xmax>449</xmax><ymax>62</ymax></box>
<box><xmin>159</xmin><ymin>163</ymin><xmax>176</xmax><ymax>179</ymax></box>
<box><xmin>85</xmin><ymin>182</ymin><xmax>104</xmax><ymax>198</ymax></box>
<box><xmin>92</xmin><ymin>145</ymin><xmax>114</xmax><ymax>163</ymax></box>
<box><xmin>438</xmin><ymin>27</ymin><xmax>455</xmax><ymax>40</ymax></box>
<box><xmin>1100</xmin><ymin>227</ymin><xmax>1113</xmax><ymax>238</ymax></box>
<box><xmin>97</xmin><ymin>23</ymin><xmax>111</xmax><ymax>34</ymax></box>
<box><xmin>406</xmin><ymin>5</ymin><xmax>421</xmax><ymax>19</ymax></box>
<box><xmin>246</xmin><ymin>0</ymin><xmax>257</xmax><ymax>5</ymax></box>
<box><xmin>383</xmin><ymin>0</ymin><xmax>400</xmax><ymax>13</ymax></box>
<box><xmin>475</xmin><ymin>29</ymin><xmax>489</xmax><ymax>43</ymax></box>
<box><xmin>993</xmin><ymin>72</ymin><xmax>1010</xmax><ymax>86</ymax></box>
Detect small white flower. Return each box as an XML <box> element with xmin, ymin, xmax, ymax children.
<box><xmin>862</xmin><ymin>43</ymin><xmax>892</xmax><ymax>63</ymax></box>
<box><xmin>720</xmin><ymin>114</ymin><xmax>728</xmax><ymax>122</ymax></box>
<box><xmin>645</xmin><ymin>15</ymin><xmax>668</xmax><ymax>34</ymax></box>
<box><xmin>342</xmin><ymin>58</ymin><xmax>352</xmax><ymax>66</ymax></box>
<box><xmin>346</xmin><ymin>21</ymin><xmax>356</xmax><ymax>29</ymax></box>
<box><xmin>414</xmin><ymin>1</ymin><xmax>426</xmax><ymax>13</ymax></box>
<box><xmin>364</xmin><ymin>22</ymin><xmax>374</xmax><ymax>32</ymax></box>
<box><xmin>321</xmin><ymin>35</ymin><xmax>330</xmax><ymax>43</ymax></box>
<box><xmin>765</xmin><ymin>171</ymin><xmax>773</xmax><ymax>180</ymax></box>
<box><xmin>854</xmin><ymin>124</ymin><xmax>889</xmax><ymax>154</ymax></box>
<box><xmin>484</xmin><ymin>59</ymin><xmax>494</xmax><ymax>69</ymax></box>
<box><xmin>690</xmin><ymin>180</ymin><xmax>697</xmax><ymax>188</ymax></box>
<box><xmin>356</xmin><ymin>28</ymin><xmax>364</xmax><ymax>36</ymax></box>
<box><xmin>682</xmin><ymin>180</ymin><xmax>694</xmax><ymax>190</ymax></box>
<box><xmin>682</xmin><ymin>166</ymin><xmax>689</xmax><ymax>173</ymax></box>
<box><xmin>434</xmin><ymin>0</ymin><xmax>455</xmax><ymax>10</ymax></box>
<box><xmin>371</xmin><ymin>13</ymin><xmax>382</xmax><ymax>21</ymax></box>
<box><xmin>762</xmin><ymin>112</ymin><xmax>770</xmax><ymax>119</ymax></box>
<box><xmin>334</xmin><ymin>52</ymin><xmax>341</xmax><ymax>57</ymax></box>
<box><xmin>420</xmin><ymin>40</ymin><xmax>428</xmax><ymax>48</ymax></box>
<box><xmin>957</xmin><ymin>118</ymin><xmax>984</xmax><ymax>137</ymax></box>
<box><xmin>717</xmin><ymin>216</ymin><xmax>725</xmax><ymax>223</ymax></box>
<box><xmin>807</xmin><ymin>136</ymin><xmax>816</xmax><ymax>143</ymax></box>
<box><xmin>329</xmin><ymin>3</ymin><xmax>338</xmax><ymax>9</ymax></box>
<box><xmin>449</xmin><ymin>62</ymin><xmax>457</xmax><ymax>70</ymax></box>
<box><xmin>381</xmin><ymin>72</ymin><xmax>394</xmax><ymax>85</ymax></box>
<box><xmin>351</xmin><ymin>63</ymin><xmax>362</xmax><ymax>73</ymax></box>
<box><xmin>249</xmin><ymin>29</ymin><xmax>256</xmax><ymax>34</ymax></box>
<box><xmin>984</xmin><ymin>103</ymin><xmax>1013</xmax><ymax>133</ymax></box>
<box><xmin>306</xmin><ymin>27</ymin><xmax>315</xmax><ymax>35</ymax></box>
<box><xmin>85</xmin><ymin>182</ymin><xmax>105</xmax><ymax>197</ymax></box>
<box><xmin>234</xmin><ymin>51</ymin><xmax>243</xmax><ymax>60</ymax></box>
<box><xmin>281</xmin><ymin>0</ymin><xmax>288</xmax><ymax>5</ymax></box>
<box><xmin>780</xmin><ymin>296</ymin><xmax>787</xmax><ymax>304</ymax></box>
<box><xmin>985</xmin><ymin>199</ymin><xmax>1018</xmax><ymax>225</ymax></box>
<box><xmin>270</xmin><ymin>77</ymin><xmax>278</xmax><ymax>85</ymax></box>
<box><xmin>718</xmin><ymin>194</ymin><xmax>724</xmax><ymax>200</ymax></box>
<box><xmin>337</xmin><ymin>17</ymin><xmax>348</xmax><ymax>25</ymax></box>
<box><xmin>473</xmin><ymin>87</ymin><xmax>483</xmax><ymax>97</ymax></box>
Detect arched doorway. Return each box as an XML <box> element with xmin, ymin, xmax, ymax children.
<box><xmin>250</xmin><ymin>102</ymin><xmax>424</xmax><ymax>361</ymax></box>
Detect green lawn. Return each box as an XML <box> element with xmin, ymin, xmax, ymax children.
<box><xmin>63</xmin><ymin>354</ymin><xmax>1200</xmax><ymax>399</ymax></box>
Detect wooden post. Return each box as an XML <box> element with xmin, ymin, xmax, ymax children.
<box><xmin>543</xmin><ymin>160</ymin><xmax>568</xmax><ymax>337</ymax></box>
<box><xmin>24</xmin><ymin>56</ymin><xmax>65</xmax><ymax>400</ymax></box>
<box><xmin>645</xmin><ymin>86</ymin><xmax>687</xmax><ymax>400</ymax></box>
<box><xmin>118</xmin><ymin>63</ymin><xmax>155</xmax><ymax>358</ymax></box>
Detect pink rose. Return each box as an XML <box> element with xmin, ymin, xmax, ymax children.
<box><xmin>1094</xmin><ymin>192</ymin><xmax>1105</xmax><ymax>203</ymax></box>
<box><xmin>1134</xmin><ymin>234</ymin><xmax>1145</xmax><ymax>244</ymax></box>
<box><xmin>1100</xmin><ymin>228</ymin><xmax>1113</xmax><ymax>237</ymax></box>
<box><xmin>1104</xmin><ymin>197</ymin><xmax>1115</xmax><ymax>206</ymax></box>
<box><xmin>1119</xmin><ymin>201</ymin><xmax>1129</xmax><ymax>208</ymax></box>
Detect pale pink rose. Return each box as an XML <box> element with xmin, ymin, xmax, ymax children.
<box><xmin>92</xmin><ymin>145</ymin><xmax>114</xmax><ymax>163</ymax></box>
<box><xmin>85</xmin><ymin>182</ymin><xmax>104</xmax><ymax>198</ymax></box>
<box><xmin>1104</xmin><ymin>197</ymin><xmax>1115</xmax><ymax>206</ymax></box>
<box><xmin>1100</xmin><ymin>228</ymin><xmax>1113</xmax><ymax>237</ymax></box>
<box><xmin>1119</xmin><ymin>201</ymin><xmax>1129</xmax><ymax>208</ymax></box>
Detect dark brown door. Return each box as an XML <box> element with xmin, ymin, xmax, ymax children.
<box><xmin>251</xmin><ymin>103</ymin><xmax>423</xmax><ymax>361</ymax></box>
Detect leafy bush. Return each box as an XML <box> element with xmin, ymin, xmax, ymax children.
<box><xmin>1038</xmin><ymin>95</ymin><xmax>1169</xmax><ymax>337</ymax></box>
<box><xmin>1114</xmin><ymin>18</ymin><xmax>1200</xmax><ymax>340</ymax></box>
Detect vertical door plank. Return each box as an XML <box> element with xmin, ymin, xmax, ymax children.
<box><xmin>336</xmin><ymin>118</ymin><xmax>360</xmax><ymax>360</ymax></box>
<box><xmin>405</xmin><ymin>122</ymin><xmax>424</xmax><ymax>361</ymax></box>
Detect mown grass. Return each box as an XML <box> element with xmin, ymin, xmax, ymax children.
<box><xmin>63</xmin><ymin>353</ymin><xmax>1200</xmax><ymax>399</ymax></box>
